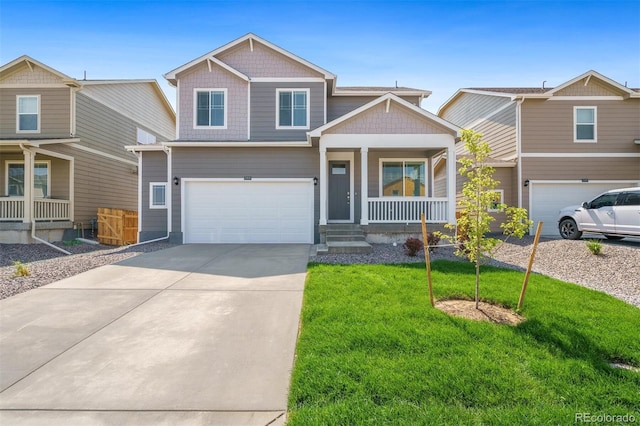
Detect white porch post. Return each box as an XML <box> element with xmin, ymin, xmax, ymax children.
<box><xmin>360</xmin><ymin>147</ymin><xmax>368</xmax><ymax>225</ymax></box>
<box><xmin>319</xmin><ymin>147</ymin><xmax>327</xmax><ymax>225</ymax></box>
<box><xmin>447</xmin><ymin>145</ymin><xmax>457</xmax><ymax>224</ymax></box>
<box><xmin>69</xmin><ymin>158</ymin><xmax>75</xmax><ymax>222</ymax></box>
<box><xmin>22</xmin><ymin>148</ymin><xmax>34</xmax><ymax>223</ymax></box>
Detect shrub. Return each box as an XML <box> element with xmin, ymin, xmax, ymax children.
<box><xmin>586</xmin><ymin>239</ymin><xmax>603</xmax><ymax>255</ymax></box>
<box><xmin>427</xmin><ymin>232</ymin><xmax>440</xmax><ymax>252</ymax></box>
<box><xmin>13</xmin><ymin>261</ymin><xmax>30</xmax><ymax>277</ymax></box>
<box><xmin>403</xmin><ymin>237</ymin><xmax>424</xmax><ymax>256</ymax></box>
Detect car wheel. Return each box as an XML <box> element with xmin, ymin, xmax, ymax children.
<box><xmin>604</xmin><ymin>235</ymin><xmax>624</xmax><ymax>241</ymax></box>
<box><xmin>559</xmin><ymin>218</ymin><xmax>582</xmax><ymax>240</ymax></box>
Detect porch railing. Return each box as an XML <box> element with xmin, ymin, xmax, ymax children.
<box><xmin>0</xmin><ymin>197</ymin><xmax>70</xmax><ymax>221</ymax></box>
<box><xmin>368</xmin><ymin>197</ymin><xmax>448</xmax><ymax>223</ymax></box>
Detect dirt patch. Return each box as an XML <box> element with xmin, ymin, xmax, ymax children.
<box><xmin>436</xmin><ymin>299</ymin><xmax>525</xmax><ymax>325</ymax></box>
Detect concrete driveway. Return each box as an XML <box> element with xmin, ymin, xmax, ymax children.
<box><xmin>0</xmin><ymin>244</ymin><xmax>310</xmax><ymax>425</ymax></box>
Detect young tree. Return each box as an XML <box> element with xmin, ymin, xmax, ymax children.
<box><xmin>444</xmin><ymin>129</ymin><xmax>531</xmax><ymax>309</ymax></box>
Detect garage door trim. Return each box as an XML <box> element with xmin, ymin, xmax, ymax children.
<box><xmin>181</xmin><ymin>178</ymin><xmax>315</xmax><ymax>244</ymax></box>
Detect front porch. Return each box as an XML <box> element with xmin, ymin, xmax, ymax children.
<box><xmin>0</xmin><ymin>142</ymin><xmax>74</xmax><ymax>243</ymax></box>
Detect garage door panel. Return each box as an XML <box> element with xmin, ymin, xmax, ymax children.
<box><xmin>184</xmin><ymin>180</ymin><xmax>313</xmax><ymax>243</ymax></box>
<box><xmin>530</xmin><ymin>182</ymin><xmax>637</xmax><ymax>237</ymax></box>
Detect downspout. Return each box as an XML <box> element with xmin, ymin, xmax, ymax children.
<box><xmin>124</xmin><ymin>147</ymin><xmax>171</xmax><ymax>247</ymax></box>
<box><xmin>19</xmin><ymin>144</ymin><xmax>71</xmax><ymax>255</ymax></box>
<box><xmin>515</xmin><ymin>97</ymin><xmax>524</xmax><ymax>208</ymax></box>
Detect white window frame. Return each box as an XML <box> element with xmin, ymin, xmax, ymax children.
<box><xmin>149</xmin><ymin>182</ymin><xmax>167</xmax><ymax>209</ymax></box>
<box><xmin>16</xmin><ymin>95</ymin><xmax>41</xmax><ymax>133</ymax></box>
<box><xmin>193</xmin><ymin>88</ymin><xmax>227</xmax><ymax>129</ymax></box>
<box><xmin>276</xmin><ymin>88</ymin><xmax>310</xmax><ymax>130</ymax></box>
<box><xmin>136</xmin><ymin>127</ymin><xmax>156</xmax><ymax>145</ymax></box>
<box><xmin>5</xmin><ymin>160</ymin><xmax>51</xmax><ymax>197</ymax></box>
<box><xmin>379</xmin><ymin>158</ymin><xmax>428</xmax><ymax>197</ymax></box>
<box><xmin>488</xmin><ymin>189</ymin><xmax>505</xmax><ymax>212</ymax></box>
<box><xmin>574</xmin><ymin>106</ymin><xmax>597</xmax><ymax>143</ymax></box>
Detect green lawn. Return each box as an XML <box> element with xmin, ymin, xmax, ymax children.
<box><xmin>287</xmin><ymin>261</ymin><xmax>640</xmax><ymax>425</ymax></box>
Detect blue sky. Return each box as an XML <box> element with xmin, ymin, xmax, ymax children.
<box><xmin>1</xmin><ymin>0</ymin><xmax>639</xmax><ymax>113</ymax></box>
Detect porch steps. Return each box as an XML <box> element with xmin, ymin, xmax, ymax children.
<box><xmin>323</xmin><ymin>224</ymin><xmax>372</xmax><ymax>254</ymax></box>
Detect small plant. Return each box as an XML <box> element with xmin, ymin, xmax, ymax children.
<box><xmin>63</xmin><ymin>239</ymin><xmax>82</xmax><ymax>246</ymax></box>
<box><xmin>586</xmin><ymin>239</ymin><xmax>603</xmax><ymax>255</ymax></box>
<box><xmin>427</xmin><ymin>232</ymin><xmax>440</xmax><ymax>252</ymax></box>
<box><xmin>403</xmin><ymin>237</ymin><xmax>424</xmax><ymax>257</ymax></box>
<box><xmin>13</xmin><ymin>261</ymin><xmax>30</xmax><ymax>277</ymax></box>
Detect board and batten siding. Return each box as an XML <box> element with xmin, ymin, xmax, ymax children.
<box><xmin>170</xmin><ymin>146</ymin><xmax>320</xmax><ymax>239</ymax></box>
<box><xmin>521</xmin><ymin>99</ymin><xmax>640</xmax><ymax>153</ymax></box>
<box><xmin>0</xmin><ymin>87</ymin><xmax>71</xmax><ymax>138</ymax></box>
<box><xmin>140</xmin><ymin>150</ymin><xmax>168</xmax><ymax>239</ymax></box>
<box><xmin>250</xmin><ymin>82</ymin><xmax>324</xmax><ymax>141</ymax></box>
<box><xmin>176</xmin><ymin>61</ymin><xmax>248</xmax><ymax>141</ymax></box>
<box><xmin>440</xmin><ymin>92</ymin><xmax>512</xmax><ymax>128</ymax></box>
<box><xmin>520</xmin><ymin>157</ymin><xmax>640</xmax><ymax>211</ymax></box>
<box><xmin>81</xmin><ymin>83</ymin><xmax>175</xmax><ymax>141</ymax></box>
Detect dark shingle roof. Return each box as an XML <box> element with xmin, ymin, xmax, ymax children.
<box><xmin>336</xmin><ymin>86</ymin><xmax>427</xmax><ymax>92</ymax></box>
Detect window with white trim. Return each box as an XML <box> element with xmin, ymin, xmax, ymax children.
<box><xmin>380</xmin><ymin>160</ymin><xmax>426</xmax><ymax>197</ymax></box>
<box><xmin>17</xmin><ymin>95</ymin><xmax>40</xmax><ymax>133</ymax></box>
<box><xmin>5</xmin><ymin>160</ymin><xmax>50</xmax><ymax>197</ymax></box>
<box><xmin>488</xmin><ymin>189</ymin><xmax>504</xmax><ymax>212</ymax></box>
<box><xmin>276</xmin><ymin>89</ymin><xmax>309</xmax><ymax>129</ymax></box>
<box><xmin>194</xmin><ymin>89</ymin><xmax>227</xmax><ymax>128</ymax></box>
<box><xmin>137</xmin><ymin>128</ymin><xmax>156</xmax><ymax>144</ymax></box>
<box><xmin>149</xmin><ymin>182</ymin><xmax>167</xmax><ymax>209</ymax></box>
<box><xmin>574</xmin><ymin>106</ymin><xmax>597</xmax><ymax>142</ymax></box>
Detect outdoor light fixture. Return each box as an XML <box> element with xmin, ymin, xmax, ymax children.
<box><xmin>313</xmin><ymin>177</ymin><xmax>318</xmax><ymax>186</ymax></box>
<box><xmin>524</xmin><ymin>179</ymin><xmax>530</xmax><ymax>187</ymax></box>
<box><xmin>173</xmin><ymin>176</ymin><xmax>179</xmax><ymax>186</ymax></box>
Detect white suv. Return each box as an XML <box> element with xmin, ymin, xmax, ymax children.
<box><xmin>558</xmin><ymin>187</ymin><xmax>640</xmax><ymax>240</ymax></box>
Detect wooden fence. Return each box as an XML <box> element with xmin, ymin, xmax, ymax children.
<box><xmin>97</xmin><ymin>207</ymin><xmax>138</xmax><ymax>246</ymax></box>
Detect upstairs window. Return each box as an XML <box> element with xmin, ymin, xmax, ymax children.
<box><xmin>277</xmin><ymin>89</ymin><xmax>309</xmax><ymax>129</ymax></box>
<box><xmin>17</xmin><ymin>95</ymin><xmax>40</xmax><ymax>133</ymax></box>
<box><xmin>381</xmin><ymin>160</ymin><xmax>426</xmax><ymax>197</ymax></box>
<box><xmin>195</xmin><ymin>89</ymin><xmax>226</xmax><ymax>128</ymax></box>
<box><xmin>574</xmin><ymin>107</ymin><xmax>596</xmax><ymax>142</ymax></box>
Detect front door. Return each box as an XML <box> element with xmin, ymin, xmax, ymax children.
<box><xmin>328</xmin><ymin>161</ymin><xmax>350</xmax><ymax>221</ymax></box>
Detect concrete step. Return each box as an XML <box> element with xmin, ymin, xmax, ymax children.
<box><xmin>326</xmin><ymin>241</ymin><xmax>373</xmax><ymax>254</ymax></box>
<box><xmin>325</xmin><ymin>230</ymin><xmax>364</xmax><ymax>237</ymax></box>
<box><xmin>325</xmin><ymin>224</ymin><xmax>363</xmax><ymax>231</ymax></box>
<box><xmin>326</xmin><ymin>234</ymin><xmax>366</xmax><ymax>242</ymax></box>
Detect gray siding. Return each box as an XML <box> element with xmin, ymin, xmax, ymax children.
<box><xmin>441</xmin><ymin>92</ymin><xmax>512</xmax><ymax>128</ymax></box>
<box><xmin>170</xmin><ymin>146</ymin><xmax>320</xmax><ymax>239</ymax></box>
<box><xmin>0</xmin><ymin>87</ymin><xmax>71</xmax><ymax>138</ymax></box>
<box><xmin>140</xmin><ymin>150</ymin><xmax>168</xmax><ymax>238</ymax></box>
<box><xmin>366</xmin><ymin>150</ymin><xmax>439</xmax><ymax>198</ymax></box>
<box><xmin>521</xmin><ymin>99</ymin><xmax>640</xmax><ymax>154</ymax></box>
<box><xmin>327</xmin><ymin>96</ymin><xmax>377</xmax><ymax>122</ymax></box>
<box><xmin>462</xmin><ymin>103</ymin><xmax>517</xmax><ymax>159</ymax></box>
<box><xmin>177</xmin><ymin>61</ymin><xmax>248</xmax><ymax>141</ymax></box>
<box><xmin>250</xmin><ymin>82</ymin><xmax>324</xmax><ymax>141</ymax></box>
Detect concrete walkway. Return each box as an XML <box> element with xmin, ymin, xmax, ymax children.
<box><xmin>0</xmin><ymin>244</ymin><xmax>310</xmax><ymax>425</ymax></box>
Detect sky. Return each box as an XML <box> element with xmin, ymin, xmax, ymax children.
<box><xmin>1</xmin><ymin>0</ymin><xmax>639</xmax><ymax>114</ymax></box>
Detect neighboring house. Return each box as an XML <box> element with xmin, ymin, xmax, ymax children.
<box><xmin>437</xmin><ymin>70</ymin><xmax>640</xmax><ymax>236</ymax></box>
<box><xmin>127</xmin><ymin>33</ymin><xmax>459</xmax><ymax>245</ymax></box>
<box><xmin>0</xmin><ymin>56</ymin><xmax>175</xmax><ymax>244</ymax></box>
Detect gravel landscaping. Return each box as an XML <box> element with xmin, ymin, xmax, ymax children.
<box><xmin>311</xmin><ymin>236</ymin><xmax>640</xmax><ymax>308</ymax></box>
<box><xmin>0</xmin><ymin>240</ymin><xmax>176</xmax><ymax>300</ymax></box>
<box><xmin>1</xmin><ymin>236</ymin><xmax>638</xmax><ymax>308</ymax></box>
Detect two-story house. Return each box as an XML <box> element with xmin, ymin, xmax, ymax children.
<box><xmin>437</xmin><ymin>70</ymin><xmax>640</xmax><ymax>236</ymax></box>
<box><xmin>128</xmin><ymin>33</ymin><xmax>460</xmax><ymax>247</ymax></box>
<box><xmin>0</xmin><ymin>56</ymin><xmax>175</xmax><ymax>244</ymax></box>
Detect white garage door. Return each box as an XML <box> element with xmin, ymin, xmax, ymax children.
<box><xmin>183</xmin><ymin>179</ymin><xmax>314</xmax><ymax>243</ymax></box>
<box><xmin>530</xmin><ymin>181</ymin><xmax>638</xmax><ymax>236</ymax></box>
